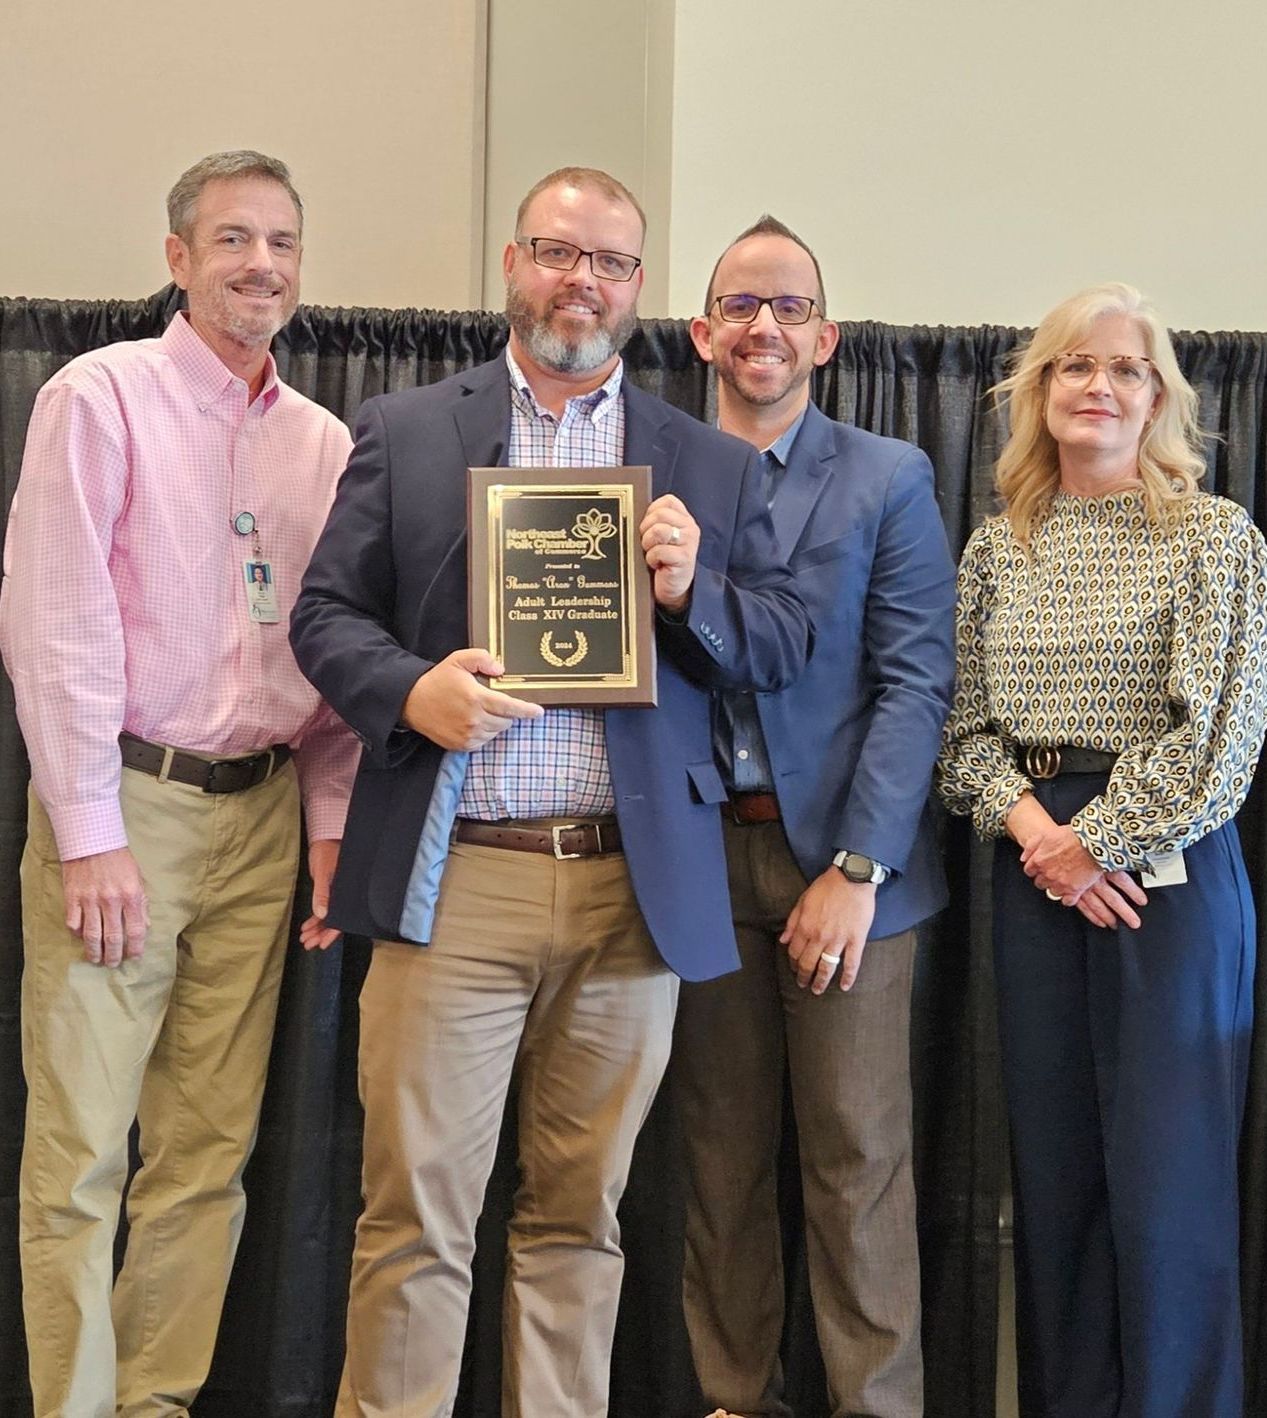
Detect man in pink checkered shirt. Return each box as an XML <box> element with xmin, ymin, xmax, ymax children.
<box><xmin>0</xmin><ymin>150</ymin><xmax>357</xmax><ymax>1418</ymax></box>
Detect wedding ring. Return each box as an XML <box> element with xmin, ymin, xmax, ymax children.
<box><xmin>819</xmin><ymin>953</ymin><xmax>842</xmax><ymax>965</ymax></box>
<box><xmin>1045</xmin><ymin>889</ymin><xmax>1061</xmax><ymax>901</ymax></box>
<box><xmin>668</xmin><ymin>525</ymin><xmax>682</xmax><ymax>544</ymax></box>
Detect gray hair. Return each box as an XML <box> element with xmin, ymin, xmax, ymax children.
<box><xmin>166</xmin><ymin>150</ymin><xmax>303</xmax><ymax>241</ymax></box>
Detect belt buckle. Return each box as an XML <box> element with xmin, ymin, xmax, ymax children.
<box><xmin>1025</xmin><ymin>745</ymin><xmax>1061</xmax><ymax>780</ymax></box>
<box><xmin>204</xmin><ymin>758</ymin><xmax>243</xmax><ymax>794</ymax></box>
<box><xmin>551</xmin><ymin>823</ymin><xmax>584</xmax><ymax>860</ymax></box>
<box><xmin>205</xmin><ymin>754</ymin><xmax>264</xmax><ymax>794</ymax></box>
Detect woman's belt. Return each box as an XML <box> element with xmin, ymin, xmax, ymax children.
<box><xmin>1016</xmin><ymin>744</ymin><xmax>1119</xmax><ymax>780</ymax></box>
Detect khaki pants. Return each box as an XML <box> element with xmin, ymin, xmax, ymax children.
<box><xmin>338</xmin><ymin>836</ymin><xmax>679</xmax><ymax>1418</ymax></box>
<box><xmin>19</xmin><ymin>761</ymin><xmax>301</xmax><ymax>1418</ymax></box>
<box><xmin>673</xmin><ymin>818</ymin><xmax>923</xmax><ymax>1418</ymax></box>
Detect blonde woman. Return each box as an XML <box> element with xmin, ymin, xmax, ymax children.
<box><xmin>938</xmin><ymin>283</ymin><xmax>1267</xmax><ymax>1417</ymax></box>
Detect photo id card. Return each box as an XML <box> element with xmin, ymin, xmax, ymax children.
<box><xmin>1141</xmin><ymin>850</ymin><xmax>1187</xmax><ymax>889</ymax></box>
<box><xmin>243</xmin><ymin>560</ymin><xmax>281</xmax><ymax>623</ymax></box>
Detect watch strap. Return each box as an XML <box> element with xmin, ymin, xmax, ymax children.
<box><xmin>832</xmin><ymin>850</ymin><xmax>890</xmax><ymax>884</ymax></box>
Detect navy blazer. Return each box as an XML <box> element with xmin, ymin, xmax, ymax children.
<box><xmin>757</xmin><ymin>403</ymin><xmax>956</xmax><ymax>938</ymax></box>
<box><xmin>291</xmin><ymin>356</ymin><xmax>811</xmax><ymax>981</ymax></box>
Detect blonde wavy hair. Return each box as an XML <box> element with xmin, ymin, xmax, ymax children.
<box><xmin>991</xmin><ymin>282</ymin><xmax>1205</xmax><ymax>545</ymax></box>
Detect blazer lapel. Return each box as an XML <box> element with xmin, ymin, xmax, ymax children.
<box><xmin>623</xmin><ymin>380</ymin><xmax>678</xmax><ymax>494</ymax></box>
<box><xmin>771</xmin><ymin>404</ymin><xmax>835</xmax><ymax>557</ymax></box>
<box><xmin>452</xmin><ymin>358</ymin><xmax>514</xmax><ymax>471</ymax></box>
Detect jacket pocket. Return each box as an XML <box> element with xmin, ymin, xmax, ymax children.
<box><xmin>790</xmin><ymin>525</ymin><xmax>866</xmax><ymax>571</ymax></box>
<box><xmin>686</xmin><ymin>759</ymin><xmax>729</xmax><ymax>804</ymax></box>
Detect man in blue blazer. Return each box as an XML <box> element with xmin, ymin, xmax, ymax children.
<box><xmin>673</xmin><ymin>218</ymin><xmax>955</xmax><ymax>1418</ymax></box>
<box><xmin>289</xmin><ymin>172</ymin><xmax>809</xmax><ymax>1418</ymax></box>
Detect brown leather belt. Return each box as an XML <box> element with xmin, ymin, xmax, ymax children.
<box><xmin>453</xmin><ymin>818</ymin><xmax>622</xmax><ymax>860</ymax></box>
<box><xmin>725</xmin><ymin>792</ymin><xmax>781</xmax><ymax>825</ymax></box>
<box><xmin>1017</xmin><ymin>744</ymin><xmax>1119</xmax><ymax>780</ymax></box>
<box><xmin>119</xmin><ymin>732</ymin><xmax>292</xmax><ymax>794</ymax></box>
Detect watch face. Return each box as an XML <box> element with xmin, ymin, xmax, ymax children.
<box><xmin>843</xmin><ymin>853</ymin><xmax>876</xmax><ymax>883</ymax></box>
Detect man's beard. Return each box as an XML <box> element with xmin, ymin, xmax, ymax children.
<box><xmin>194</xmin><ymin>279</ymin><xmax>296</xmax><ymax>350</ymax></box>
<box><xmin>506</xmin><ymin>280</ymin><xmax>638</xmax><ymax>375</ymax></box>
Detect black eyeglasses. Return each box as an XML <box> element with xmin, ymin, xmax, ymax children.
<box><xmin>711</xmin><ymin>294</ymin><xmax>820</xmax><ymax>326</ymax></box>
<box><xmin>518</xmin><ymin>237</ymin><xmax>642</xmax><ymax>283</ymax></box>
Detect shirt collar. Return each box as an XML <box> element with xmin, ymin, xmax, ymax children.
<box><xmin>761</xmin><ymin>407</ymin><xmax>808</xmax><ymax>468</ymax></box>
<box><xmin>162</xmin><ymin>311</ymin><xmax>280</xmax><ymax>412</ymax></box>
<box><xmin>504</xmin><ymin>345</ymin><xmax>624</xmax><ymax>421</ymax></box>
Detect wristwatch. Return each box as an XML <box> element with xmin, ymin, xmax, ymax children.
<box><xmin>832</xmin><ymin>850</ymin><xmax>890</xmax><ymax>885</ymax></box>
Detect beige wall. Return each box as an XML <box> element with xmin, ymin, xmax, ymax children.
<box><xmin>481</xmin><ymin>0</ymin><xmax>675</xmax><ymax>313</ymax></box>
<box><xmin>6</xmin><ymin>0</ymin><xmax>1265</xmax><ymax>331</ymax></box>
<box><xmin>0</xmin><ymin>0</ymin><xmax>487</xmax><ymax>311</ymax></box>
<box><xmin>667</xmin><ymin>0</ymin><xmax>1267</xmax><ymax>330</ymax></box>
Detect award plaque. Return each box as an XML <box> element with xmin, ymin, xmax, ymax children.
<box><xmin>468</xmin><ymin>466</ymin><xmax>657</xmax><ymax>707</ymax></box>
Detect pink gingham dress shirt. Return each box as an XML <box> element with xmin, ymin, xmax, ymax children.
<box><xmin>0</xmin><ymin>312</ymin><xmax>358</xmax><ymax>860</ymax></box>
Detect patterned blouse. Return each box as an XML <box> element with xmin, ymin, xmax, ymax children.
<box><xmin>936</xmin><ymin>489</ymin><xmax>1267</xmax><ymax>872</ymax></box>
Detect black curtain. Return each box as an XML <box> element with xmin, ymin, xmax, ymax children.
<box><xmin>2</xmin><ymin>289</ymin><xmax>1266</xmax><ymax>1417</ymax></box>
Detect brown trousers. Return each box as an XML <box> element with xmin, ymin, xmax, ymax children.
<box><xmin>338</xmin><ymin>835</ymin><xmax>679</xmax><ymax>1418</ymax></box>
<box><xmin>19</xmin><ymin>763</ymin><xmax>300</xmax><ymax>1418</ymax></box>
<box><xmin>673</xmin><ymin>818</ymin><xmax>923</xmax><ymax>1418</ymax></box>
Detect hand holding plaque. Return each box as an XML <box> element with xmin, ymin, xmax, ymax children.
<box><xmin>468</xmin><ymin>467</ymin><xmax>657</xmax><ymax>707</ymax></box>
<box><xmin>403</xmin><ymin>648</ymin><xmax>544</xmax><ymax>749</ymax></box>
<box><xmin>640</xmin><ymin>493</ymin><xmax>700</xmax><ymax>613</ymax></box>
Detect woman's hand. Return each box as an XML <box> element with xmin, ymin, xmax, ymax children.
<box><xmin>1066</xmin><ymin>870</ymin><xmax>1149</xmax><ymax>930</ymax></box>
<box><xmin>1020</xmin><ymin>823</ymin><xmax>1103</xmax><ymax>899</ymax></box>
<box><xmin>1007</xmin><ymin>793</ymin><xmax>1148</xmax><ymax>928</ymax></box>
<box><xmin>1022</xmin><ymin>825</ymin><xmax>1149</xmax><ymax>928</ymax></box>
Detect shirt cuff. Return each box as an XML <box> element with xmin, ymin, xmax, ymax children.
<box><xmin>46</xmin><ymin>797</ymin><xmax>129</xmax><ymax>862</ymax></box>
<box><xmin>972</xmin><ymin>769</ymin><xmax>1033</xmax><ymax>840</ymax></box>
<box><xmin>1070</xmin><ymin>797</ymin><xmax>1143</xmax><ymax>873</ymax></box>
<box><xmin>294</xmin><ymin>740</ymin><xmax>357</xmax><ymax>842</ymax></box>
<box><xmin>303</xmin><ymin>800</ymin><xmax>348</xmax><ymax>843</ymax></box>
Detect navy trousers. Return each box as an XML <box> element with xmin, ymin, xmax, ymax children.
<box><xmin>994</xmin><ymin>773</ymin><xmax>1254</xmax><ymax>1418</ymax></box>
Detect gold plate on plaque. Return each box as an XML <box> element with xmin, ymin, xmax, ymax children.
<box><xmin>467</xmin><ymin>466</ymin><xmax>656</xmax><ymax>707</ymax></box>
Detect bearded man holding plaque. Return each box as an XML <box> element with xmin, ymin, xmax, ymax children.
<box><xmin>290</xmin><ymin>166</ymin><xmax>811</xmax><ymax>1418</ymax></box>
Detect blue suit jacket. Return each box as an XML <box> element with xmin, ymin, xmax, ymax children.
<box><xmin>756</xmin><ymin>403</ymin><xmax>955</xmax><ymax>937</ymax></box>
<box><xmin>290</xmin><ymin>357</ymin><xmax>811</xmax><ymax>981</ymax></box>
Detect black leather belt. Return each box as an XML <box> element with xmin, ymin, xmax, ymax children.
<box><xmin>454</xmin><ymin>818</ymin><xmax>622</xmax><ymax>859</ymax></box>
<box><xmin>1017</xmin><ymin>744</ymin><xmax>1119</xmax><ymax>780</ymax></box>
<box><xmin>725</xmin><ymin>792</ymin><xmax>781</xmax><ymax>825</ymax></box>
<box><xmin>119</xmin><ymin>732</ymin><xmax>292</xmax><ymax>794</ymax></box>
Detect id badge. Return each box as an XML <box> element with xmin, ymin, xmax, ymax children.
<box><xmin>1141</xmin><ymin>850</ymin><xmax>1187</xmax><ymax>888</ymax></box>
<box><xmin>243</xmin><ymin>560</ymin><xmax>281</xmax><ymax>624</ymax></box>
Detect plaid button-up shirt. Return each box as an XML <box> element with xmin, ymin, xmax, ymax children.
<box><xmin>456</xmin><ymin>348</ymin><xmax>625</xmax><ymax>820</ymax></box>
